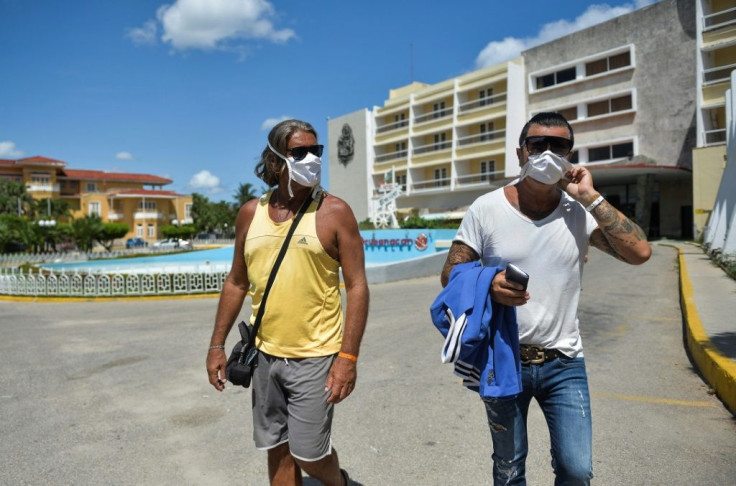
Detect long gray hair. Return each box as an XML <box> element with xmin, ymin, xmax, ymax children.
<box><xmin>254</xmin><ymin>119</ymin><xmax>318</xmax><ymax>187</ymax></box>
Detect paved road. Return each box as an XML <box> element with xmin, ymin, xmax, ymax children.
<box><xmin>1</xmin><ymin>244</ymin><xmax>735</xmax><ymax>485</ymax></box>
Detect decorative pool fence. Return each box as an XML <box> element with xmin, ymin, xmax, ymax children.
<box><xmin>0</xmin><ymin>267</ymin><xmax>230</xmax><ymax>298</ymax></box>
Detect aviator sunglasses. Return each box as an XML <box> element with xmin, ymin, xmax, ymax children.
<box><xmin>287</xmin><ymin>144</ymin><xmax>324</xmax><ymax>161</ymax></box>
<box><xmin>523</xmin><ymin>136</ymin><xmax>574</xmax><ymax>157</ymax></box>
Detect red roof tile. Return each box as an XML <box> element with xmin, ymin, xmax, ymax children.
<box><xmin>61</xmin><ymin>169</ymin><xmax>172</xmax><ymax>185</ymax></box>
<box><xmin>16</xmin><ymin>156</ymin><xmax>67</xmax><ymax>166</ymax></box>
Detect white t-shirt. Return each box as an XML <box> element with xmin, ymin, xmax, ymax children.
<box><xmin>454</xmin><ymin>187</ymin><xmax>598</xmax><ymax>357</ymax></box>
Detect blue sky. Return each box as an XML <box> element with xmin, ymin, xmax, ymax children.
<box><xmin>0</xmin><ymin>0</ymin><xmax>657</xmax><ymax>202</ymax></box>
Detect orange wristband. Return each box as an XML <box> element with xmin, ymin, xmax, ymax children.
<box><xmin>338</xmin><ymin>352</ymin><xmax>358</xmax><ymax>362</ymax></box>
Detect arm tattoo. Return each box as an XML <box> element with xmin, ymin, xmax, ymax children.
<box><xmin>590</xmin><ymin>200</ymin><xmax>648</xmax><ymax>262</ymax></box>
<box><xmin>441</xmin><ymin>242</ymin><xmax>479</xmax><ymax>287</ymax></box>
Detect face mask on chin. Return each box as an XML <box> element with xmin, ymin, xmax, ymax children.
<box><xmin>520</xmin><ymin>150</ymin><xmax>574</xmax><ymax>185</ymax></box>
<box><xmin>267</xmin><ymin>141</ymin><xmax>322</xmax><ymax>198</ymax></box>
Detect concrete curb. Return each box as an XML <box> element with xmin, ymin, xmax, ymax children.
<box><xmin>672</xmin><ymin>245</ymin><xmax>736</xmax><ymax>415</ymax></box>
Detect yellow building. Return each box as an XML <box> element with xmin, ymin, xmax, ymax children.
<box><xmin>0</xmin><ymin>156</ymin><xmax>193</xmax><ymax>242</ymax></box>
<box><xmin>328</xmin><ymin>60</ymin><xmax>527</xmax><ymax>221</ymax></box>
<box><xmin>693</xmin><ymin>0</ymin><xmax>736</xmax><ymax>237</ymax></box>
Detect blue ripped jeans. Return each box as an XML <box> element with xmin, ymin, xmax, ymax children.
<box><xmin>482</xmin><ymin>356</ymin><xmax>593</xmax><ymax>486</ymax></box>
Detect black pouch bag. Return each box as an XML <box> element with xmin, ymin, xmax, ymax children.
<box><xmin>226</xmin><ymin>321</ymin><xmax>258</xmax><ymax>388</ymax></box>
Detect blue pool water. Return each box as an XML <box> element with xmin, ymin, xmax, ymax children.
<box><xmin>42</xmin><ymin>229</ymin><xmax>458</xmax><ymax>274</ymax></box>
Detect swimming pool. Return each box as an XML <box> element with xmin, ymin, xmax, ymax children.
<box><xmin>41</xmin><ymin>229</ymin><xmax>458</xmax><ymax>274</ymax></box>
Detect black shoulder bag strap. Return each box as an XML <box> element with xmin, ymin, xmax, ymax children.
<box><xmin>245</xmin><ymin>187</ymin><xmax>318</xmax><ymax>347</ymax></box>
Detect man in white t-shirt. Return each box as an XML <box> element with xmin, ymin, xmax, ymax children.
<box><xmin>441</xmin><ymin>112</ymin><xmax>651</xmax><ymax>485</ymax></box>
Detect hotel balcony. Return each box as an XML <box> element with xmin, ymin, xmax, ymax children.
<box><xmin>413</xmin><ymin>105</ymin><xmax>453</xmax><ymax>133</ymax></box>
<box><xmin>702</xmin><ymin>5</ymin><xmax>736</xmax><ymax>33</ymax></box>
<box><xmin>27</xmin><ymin>184</ymin><xmax>59</xmax><ymax>193</ymax></box>
<box><xmin>134</xmin><ymin>212</ymin><xmax>163</xmax><ymax>220</ymax></box>
<box><xmin>455</xmin><ymin>129</ymin><xmax>506</xmax><ymax>159</ymax></box>
<box><xmin>108</xmin><ymin>212</ymin><xmax>123</xmax><ymax>221</ymax></box>
<box><xmin>703</xmin><ymin>61</ymin><xmax>736</xmax><ymax>85</ymax></box>
<box><xmin>456</xmin><ymin>93</ymin><xmax>508</xmax><ymax>125</ymax></box>
<box><xmin>411</xmin><ymin>140</ymin><xmax>451</xmax><ymax>165</ymax></box>
<box><xmin>410</xmin><ymin>176</ymin><xmax>451</xmax><ymax>193</ymax></box>
<box><xmin>374</xmin><ymin>149</ymin><xmax>408</xmax><ymax>166</ymax></box>
<box><xmin>454</xmin><ymin>170</ymin><xmax>505</xmax><ymax>189</ymax></box>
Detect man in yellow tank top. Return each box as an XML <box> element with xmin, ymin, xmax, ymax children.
<box><xmin>206</xmin><ymin>119</ymin><xmax>369</xmax><ymax>486</ymax></box>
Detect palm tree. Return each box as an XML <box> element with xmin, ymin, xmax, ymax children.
<box><xmin>233</xmin><ymin>182</ymin><xmax>260</xmax><ymax>208</ymax></box>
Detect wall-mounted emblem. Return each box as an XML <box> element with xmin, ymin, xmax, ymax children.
<box><xmin>337</xmin><ymin>123</ymin><xmax>355</xmax><ymax>167</ymax></box>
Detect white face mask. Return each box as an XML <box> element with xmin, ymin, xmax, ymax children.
<box><xmin>520</xmin><ymin>150</ymin><xmax>574</xmax><ymax>185</ymax></box>
<box><xmin>267</xmin><ymin>141</ymin><xmax>322</xmax><ymax>198</ymax></box>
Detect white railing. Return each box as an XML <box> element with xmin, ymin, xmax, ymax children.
<box><xmin>703</xmin><ymin>62</ymin><xmax>736</xmax><ymax>85</ymax></box>
<box><xmin>458</xmin><ymin>92</ymin><xmax>507</xmax><ymax>113</ymax></box>
<box><xmin>703</xmin><ymin>6</ymin><xmax>736</xmax><ymax>31</ymax></box>
<box><xmin>455</xmin><ymin>170</ymin><xmax>506</xmax><ymax>186</ymax></box>
<box><xmin>375</xmin><ymin>150</ymin><xmax>408</xmax><ymax>163</ymax></box>
<box><xmin>0</xmin><ymin>267</ymin><xmax>229</xmax><ymax>298</ymax></box>
<box><xmin>456</xmin><ymin>129</ymin><xmax>506</xmax><ymax>146</ymax></box>
<box><xmin>27</xmin><ymin>184</ymin><xmax>59</xmax><ymax>192</ymax></box>
<box><xmin>108</xmin><ymin>212</ymin><xmax>123</xmax><ymax>221</ymax></box>
<box><xmin>411</xmin><ymin>178</ymin><xmax>451</xmax><ymax>192</ymax></box>
<box><xmin>376</xmin><ymin>119</ymin><xmax>409</xmax><ymax>134</ymax></box>
<box><xmin>414</xmin><ymin>107</ymin><xmax>452</xmax><ymax>125</ymax></box>
<box><xmin>413</xmin><ymin>140</ymin><xmax>451</xmax><ymax>155</ymax></box>
<box><xmin>134</xmin><ymin>211</ymin><xmax>163</xmax><ymax>220</ymax></box>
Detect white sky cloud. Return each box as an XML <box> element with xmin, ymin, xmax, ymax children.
<box><xmin>261</xmin><ymin>115</ymin><xmax>292</xmax><ymax>131</ymax></box>
<box><xmin>0</xmin><ymin>141</ymin><xmax>24</xmax><ymax>158</ymax></box>
<box><xmin>475</xmin><ymin>1</ymin><xmax>657</xmax><ymax>68</ymax></box>
<box><xmin>128</xmin><ymin>0</ymin><xmax>296</xmax><ymax>52</ymax></box>
<box><xmin>116</xmin><ymin>151</ymin><xmax>134</xmax><ymax>160</ymax></box>
<box><xmin>189</xmin><ymin>170</ymin><xmax>223</xmax><ymax>194</ymax></box>
<box><xmin>126</xmin><ymin>19</ymin><xmax>158</xmax><ymax>45</ymax></box>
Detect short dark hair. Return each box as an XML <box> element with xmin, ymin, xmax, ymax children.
<box><xmin>255</xmin><ymin>119</ymin><xmax>318</xmax><ymax>187</ymax></box>
<box><xmin>518</xmin><ymin>112</ymin><xmax>574</xmax><ymax>148</ymax></box>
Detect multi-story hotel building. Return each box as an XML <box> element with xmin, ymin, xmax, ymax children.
<box><xmin>0</xmin><ymin>156</ymin><xmax>192</xmax><ymax>242</ymax></box>
<box><xmin>693</xmin><ymin>0</ymin><xmax>736</xmax><ymax>236</ymax></box>
<box><xmin>328</xmin><ymin>0</ymin><xmax>718</xmax><ymax>240</ymax></box>
<box><xmin>328</xmin><ymin>60</ymin><xmax>526</xmax><ymax>223</ymax></box>
<box><xmin>523</xmin><ymin>0</ymin><xmax>695</xmax><ymax>239</ymax></box>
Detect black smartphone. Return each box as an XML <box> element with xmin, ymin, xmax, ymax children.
<box><xmin>505</xmin><ymin>263</ymin><xmax>529</xmax><ymax>290</ymax></box>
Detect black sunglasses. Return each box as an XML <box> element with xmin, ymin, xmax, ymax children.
<box><xmin>287</xmin><ymin>144</ymin><xmax>324</xmax><ymax>161</ymax></box>
<box><xmin>523</xmin><ymin>136</ymin><xmax>574</xmax><ymax>157</ymax></box>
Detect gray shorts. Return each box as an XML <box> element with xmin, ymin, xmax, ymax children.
<box><xmin>251</xmin><ymin>352</ymin><xmax>336</xmax><ymax>461</ymax></box>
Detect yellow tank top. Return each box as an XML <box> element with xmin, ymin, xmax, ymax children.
<box><xmin>244</xmin><ymin>188</ymin><xmax>343</xmax><ymax>358</ymax></box>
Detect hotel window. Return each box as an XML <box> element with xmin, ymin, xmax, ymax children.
<box><xmin>480</xmin><ymin>160</ymin><xmax>495</xmax><ymax>181</ymax></box>
<box><xmin>480</xmin><ymin>122</ymin><xmax>494</xmax><ymax>142</ymax></box>
<box><xmin>433</xmin><ymin>101</ymin><xmax>446</xmax><ymax>118</ymax></box>
<box><xmin>479</xmin><ymin>88</ymin><xmax>493</xmax><ymax>107</ymax></box>
<box><xmin>394</xmin><ymin>113</ymin><xmax>407</xmax><ymax>128</ymax></box>
<box><xmin>88</xmin><ymin>201</ymin><xmax>101</xmax><ymax>216</ymax></box>
<box><xmin>148</xmin><ymin>224</ymin><xmax>155</xmax><ymax>237</ymax></box>
<box><xmin>396</xmin><ymin>174</ymin><xmax>407</xmax><ymax>191</ymax></box>
<box><xmin>588</xmin><ymin>141</ymin><xmax>634</xmax><ymax>162</ymax></box>
<box><xmin>185</xmin><ymin>203</ymin><xmax>192</xmax><ymax>220</ymax></box>
<box><xmin>433</xmin><ymin>133</ymin><xmax>448</xmax><ymax>150</ymax></box>
<box><xmin>536</xmin><ymin>66</ymin><xmax>576</xmax><ymax>89</ymax></box>
<box><xmin>558</xmin><ymin>106</ymin><xmax>578</xmax><ymax>122</ymax></box>
<box><xmin>31</xmin><ymin>173</ymin><xmax>51</xmax><ymax>186</ymax></box>
<box><xmin>136</xmin><ymin>224</ymin><xmax>143</xmax><ymax>237</ymax></box>
<box><xmin>434</xmin><ymin>167</ymin><xmax>448</xmax><ymax>187</ymax></box>
<box><xmin>585</xmin><ymin>51</ymin><xmax>631</xmax><ymax>76</ymax></box>
<box><xmin>139</xmin><ymin>201</ymin><xmax>157</xmax><ymax>211</ymax></box>
<box><xmin>394</xmin><ymin>141</ymin><xmax>407</xmax><ymax>156</ymax></box>
<box><xmin>86</xmin><ymin>182</ymin><xmax>96</xmax><ymax>192</ymax></box>
<box><xmin>587</xmin><ymin>94</ymin><xmax>633</xmax><ymax>117</ymax></box>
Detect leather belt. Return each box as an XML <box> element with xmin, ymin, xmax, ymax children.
<box><xmin>519</xmin><ymin>345</ymin><xmax>568</xmax><ymax>365</ymax></box>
